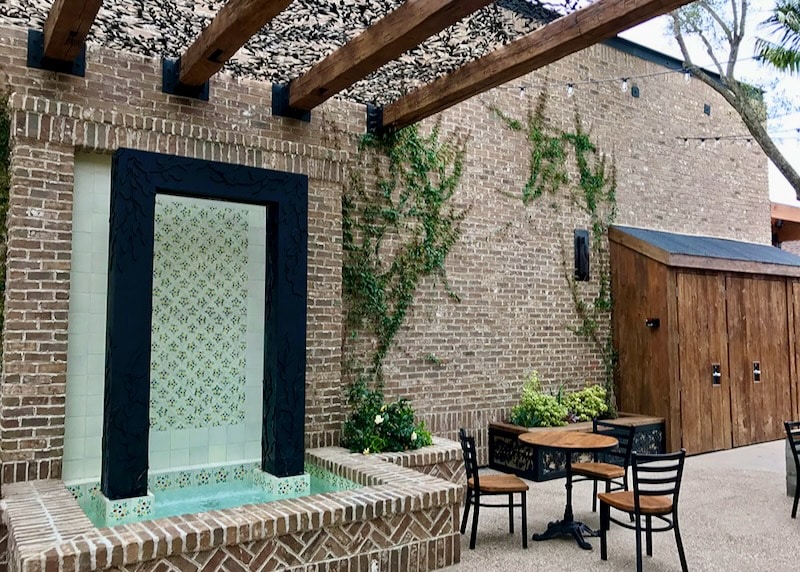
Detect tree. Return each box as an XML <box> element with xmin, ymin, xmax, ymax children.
<box><xmin>671</xmin><ymin>0</ymin><xmax>800</xmax><ymax>199</ymax></box>
<box><xmin>756</xmin><ymin>0</ymin><xmax>800</xmax><ymax>73</ymax></box>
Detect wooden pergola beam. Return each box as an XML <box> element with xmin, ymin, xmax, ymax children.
<box><xmin>43</xmin><ymin>0</ymin><xmax>103</xmax><ymax>62</ymax></box>
<box><xmin>179</xmin><ymin>0</ymin><xmax>293</xmax><ymax>87</ymax></box>
<box><xmin>287</xmin><ymin>0</ymin><xmax>495</xmax><ymax>111</ymax></box>
<box><xmin>382</xmin><ymin>0</ymin><xmax>694</xmax><ymax>130</ymax></box>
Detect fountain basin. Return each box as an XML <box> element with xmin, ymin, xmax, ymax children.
<box><xmin>1</xmin><ymin>440</ymin><xmax>464</xmax><ymax>572</ymax></box>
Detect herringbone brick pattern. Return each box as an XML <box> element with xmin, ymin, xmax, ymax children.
<box><xmin>413</xmin><ymin>461</ymin><xmax>465</xmax><ymax>487</ymax></box>
<box><xmin>117</xmin><ymin>509</ymin><xmax>458</xmax><ymax>572</ymax></box>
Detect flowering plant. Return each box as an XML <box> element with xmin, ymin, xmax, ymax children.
<box><xmin>341</xmin><ymin>378</ymin><xmax>433</xmax><ymax>454</ymax></box>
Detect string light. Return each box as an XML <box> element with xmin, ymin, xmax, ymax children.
<box><xmin>499</xmin><ymin>55</ymin><xmax>758</xmax><ymax>97</ymax></box>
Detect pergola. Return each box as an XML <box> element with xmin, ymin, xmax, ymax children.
<box><xmin>35</xmin><ymin>0</ymin><xmax>693</xmax><ymax>131</ymax></box>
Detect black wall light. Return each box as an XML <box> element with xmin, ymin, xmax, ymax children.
<box><xmin>574</xmin><ymin>229</ymin><xmax>590</xmax><ymax>281</ymax></box>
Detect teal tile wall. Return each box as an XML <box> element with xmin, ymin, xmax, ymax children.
<box><xmin>150</xmin><ymin>196</ymin><xmax>250</xmax><ymax>431</ymax></box>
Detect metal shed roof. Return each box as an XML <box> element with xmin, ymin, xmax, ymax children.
<box><xmin>610</xmin><ymin>225</ymin><xmax>800</xmax><ymax>277</ymax></box>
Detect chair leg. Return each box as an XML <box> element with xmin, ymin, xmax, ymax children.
<box><xmin>599</xmin><ymin>501</ymin><xmax>609</xmax><ymax>561</ymax></box>
<box><xmin>521</xmin><ymin>491</ymin><xmax>528</xmax><ymax>549</ymax></box>
<box><xmin>460</xmin><ymin>488</ymin><xmax>472</xmax><ymax>534</ymax></box>
<box><xmin>674</xmin><ymin>513</ymin><xmax>689</xmax><ymax>572</ymax></box>
<box><xmin>469</xmin><ymin>498</ymin><xmax>480</xmax><ymax>549</ymax></box>
<box><xmin>792</xmin><ymin>485</ymin><xmax>799</xmax><ymax>519</ymax></box>
<box><xmin>635</xmin><ymin>513</ymin><xmax>643</xmax><ymax>572</ymax></box>
<box><xmin>591</xmin><ymin>479</ymin><xmax>599</xmax><ymax>512</ymax></box>
<box><xmin>508</xmin><ymin>493</ymin><xmax>514</xmax><ymax>534</ymax></box>
<box><xmin>645</xmin><ymin>515</ymin><xmax>653</xmax><ymax>556</ymax></box>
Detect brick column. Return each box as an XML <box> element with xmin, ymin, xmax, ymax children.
<box><xmin>1</xmin><ymin>139</ymin><xmax>73</xmax><ymax>483</ymax></box>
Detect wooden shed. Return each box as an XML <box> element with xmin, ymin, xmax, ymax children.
<box><xmin>609</xmin><ymin>225</ymin><xmax>800</xmax><ymax>455</ymax></box>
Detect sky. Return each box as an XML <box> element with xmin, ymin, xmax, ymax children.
<box><xmin>617</xmin><ymin>0</ymin><xmax>800</xmax><ymax>205</ymax></box>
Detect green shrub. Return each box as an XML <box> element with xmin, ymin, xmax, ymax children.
<box><xmin>507</xmin><ymin>371</ymin><xmax>610</xmax><ymax>427</ymax></box>
<box><xmin>341</xmin><ymin>378</ymin><xmax>433</xmax><ymax>454</ymax></box>
<box><xmin>563</xmin><ymin>384</ymin><xmax>608</xmax><ymax>422</ymax></box>
<box><xmin>508</xmin><ymin>371</ymin><xmax>568</xmax><ymax>427</ymax></box>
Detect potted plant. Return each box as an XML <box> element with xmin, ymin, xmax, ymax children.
<box><xmin>489</xmin><ymin>371</ymin><xmax>666</xmax><ymax>481</ymax></box>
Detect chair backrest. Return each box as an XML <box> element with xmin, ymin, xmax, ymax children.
<box><xmin>594</xmin><ymin>419</ymin><xmax>637</xmax><ymax>468</ymax></box>
<box><xmin>786</xmin><ymin>421</ymin><xmax>800</xmax><ymax>470</ymax></box>
<box><xmin>459</xmin><ymin>428</ymin><xmax>480</xmax><ymax>487</ymax></box>
<box><xmin>631</xmin><ymin>449</ymin><xmax>686</xmax><ymax>512</ymax></box>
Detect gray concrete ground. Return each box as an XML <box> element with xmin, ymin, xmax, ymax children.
<box><xmin>446</xmin><ymin>439</ymin><xmax>799</xmax><ymax>571</ymax></box>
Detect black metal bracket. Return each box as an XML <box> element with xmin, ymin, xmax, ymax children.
<box><xmin>26</xmin><ymin>29</ymin><xmax>86</xmax><ymax>77</ymax></box>
<box><xmin>162</xmin><ymin>58</ymin><xmax>210</xmax><ymax>101</ymax></box>
<box><xmin>271</xmin><ymin>84</ymin><xmax>311</xmax><ymax>122</ymax></box>
<box><xmin>366</xmin><ymin>104</ymin><xmax>385</xmax><ymax>136</ymax></box>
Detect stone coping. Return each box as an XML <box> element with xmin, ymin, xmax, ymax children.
<box><xmin>1</xmin><ymin>446</ymin><xmax>462</xmax><ymax>572</ymax></box>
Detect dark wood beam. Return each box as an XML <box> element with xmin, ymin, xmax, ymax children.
<box><xmin>383</xmin><ymin>0</ymin><xmax>694</xmax><ymax>130</ymax></box>
<box><xmin>43</xmin><ymin>0</ymin><xmax>103</xmax><ymax>62</ymax></box>
<box><xmin>288</xmin><ymin>0</ymin><xmax>495</xmax><ymax>111</ymax></box>
<box><xmin>179</xmin><ymin>0</ymin><xmax>293</xmax><ymax>87</ymax></box>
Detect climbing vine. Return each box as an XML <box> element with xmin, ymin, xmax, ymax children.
<box><xmin>342</xmin><ymin>122</ymin><xmax>469</xmax><ymax>384</ymax></box>
<box><xmin>0</xmin><ymin>93</ymin><xmax>10</xmax><ymax>348</ymax></box>
<box><xmin>491</xmin><ymin>90</ymin><xmax>618</xmax><ymax>409</ymax></box>
<box><xmin>339</xmin><ymin>123</ymin><xmax>468</xmax><ymax>453</ymax></box>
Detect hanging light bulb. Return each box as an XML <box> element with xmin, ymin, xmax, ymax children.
<box><xmin>684</xmin><ymin>70</ymin><xmax>691</xmax><ymax>83</ymax></box>
<box><xmin>699</xmin><ymin>138</ymin><xmax>706</xmax><ymax>148</ymax></box>
<box><xmin>746</xmin><ymin>139</ymin><xmax>753</xmax><ymax>147</ymax></box>
<box><xmin>621</xmin><ymin>78</ymin><xmax>628</xmax><ymax>92</ymax></box>
<box><xmin>567</xmin><ymin>83</ymin><xmax>574</xmax><ymax>97</ymax></box>
<box><xmin>519</xmin><ymin>86</ymin><xmax>525</xmax><ymax>98</ymax></box>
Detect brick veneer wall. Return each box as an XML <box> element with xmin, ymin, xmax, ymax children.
<box><xmin>0</xmin><ymin>21</ymin><xmax>769</xmax><ymax>483</ymax></box>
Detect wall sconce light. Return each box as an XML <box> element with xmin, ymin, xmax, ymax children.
<box><xmin>574</xmin><ymin>229</ymin><xmax>590</xmax><ymax>281</ymax></box>
<box><xmin>645</xmin><ymin>318</ymin><xmax>660</xmax><ymax>329</ymax></box>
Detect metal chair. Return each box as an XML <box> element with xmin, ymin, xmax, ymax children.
<box><xmin>571</xmin><ymin>419</ymin><xmax>636</xmax><ymax>513</ymax></box>
<box><xmin>458</xmin><ymin>428</ymin><xmax>529</xmax><ymax>549</ymax></box>
<box><xmin>786</xmin><ymin>421</ymin><xmax>800</xmax><ymax>519</ymax></box>
<box><xmin>599</xmin><ymin>449</ymin><xmax>688</xmax><ymax>572</ymax></box>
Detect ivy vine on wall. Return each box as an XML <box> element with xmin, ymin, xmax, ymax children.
<box><xmin>342</xmin><ymin>123</ymin><xmax>469</xmax><ymax>384</ymax></box>
<box><xmin>339</xmin><ymin>122</ymin><xmax>468</xmax><ymax>453</ymax></box>
<box><xmin>491</xmin><ymin>90</ymin><xmax>619</xmax><ymax>409</ymax></box>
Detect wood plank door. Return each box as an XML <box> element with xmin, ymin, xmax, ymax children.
<box><xmin>727</xmin><ymin>276</ymin><xmax>792</xmax><ymax>446</ymax></box>
<box><xmin>677</xmin><ymin>272</ymin><xmax>731</xmax><ymax>454</ymax></box>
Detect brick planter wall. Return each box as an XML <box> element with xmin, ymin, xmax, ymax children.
<box><xmin>0</xmin><ymin>444</ymin><xmax>463</xmax><ymax>572</ymax></box>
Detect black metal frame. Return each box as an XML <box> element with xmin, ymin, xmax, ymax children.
<box><xmin>599</xmin><ymin>449</ymin><xmax>688</xmax><ymax>572</ymax></box>
<box><xmin>101</xmin><ymin>149</ymin><xmax>308</xmax><ymax>501</ymax></box>
<box><xmin>572</xmin><ymin>420</ymin><xmax>636</xmax><ymax>512</ymax></box>
<box><xmin>786</xmin><ymin>421</ymin><xmax>800</xmax><ymax>519</ymax></box>
<box><xmin>459</xmin><ymin>429</ymin><xmax>528</xmax><ymax>550</ymax></box>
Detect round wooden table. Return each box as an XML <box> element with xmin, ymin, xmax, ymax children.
<box><xmin>518</xmin><ymin>430</ymin><xmax>618</xmax><ymax>550</ymax></box>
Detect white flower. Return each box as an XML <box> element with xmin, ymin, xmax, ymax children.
<box><xmin>411</xmin><ymin>431</ymin><xmax>417</xmax><ymax>442</ymax></box>
<box><xmin>363</xmin><ymin>448</ymin><xmax>370</xmax><ymax>455</ymax></box>
<box><xmin>374</xmin><ymin>414</ymin><xmax>384</xmax><ymax>425</ymax></box>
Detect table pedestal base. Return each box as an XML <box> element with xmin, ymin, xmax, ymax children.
<box><xmin>532</xmin><ymin>519</ymin><xmax>598</xmax><ymax>550</ymax></box>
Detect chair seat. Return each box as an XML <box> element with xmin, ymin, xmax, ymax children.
<box><xmin>572</xmin><ymin>461</ymin><xmax>626</xmax><ymax>479</ymax></box>
<box><xmin>598</xmin><ymin>490</ymin><xmax>673</xmax><ymax>515</ymax></box>
<box><xmin>468</xmin><ymin>474</ymin><xmax>529</xmax><ymax>493</ymax></box>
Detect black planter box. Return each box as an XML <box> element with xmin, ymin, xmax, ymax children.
<box><xmin>488</xmin><ymin>414</ymin><xmax>666</xmax><ymax>482</ymax></box>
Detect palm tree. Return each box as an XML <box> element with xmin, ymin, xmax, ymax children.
<box><xmin>756</xmin><ymin>0</ymin><xmax>800</xmax><ymax>73</ymax></box>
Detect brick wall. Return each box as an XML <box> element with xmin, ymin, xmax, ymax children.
<box><xmin>0</xmin><ymin>21</ymin><xmax>769</xmax><ymax>482</ymax></box>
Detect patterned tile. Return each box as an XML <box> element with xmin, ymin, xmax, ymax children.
<box><xmin>149</xmin><ymin>197</ymin><xmax>250</xmax><ymax>431</ymax></box>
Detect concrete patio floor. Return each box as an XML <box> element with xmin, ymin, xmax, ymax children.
<box><xmin>446</xmin><ymin>439</ymin><xmax>798</xmax><ymax>571</ymax></box>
